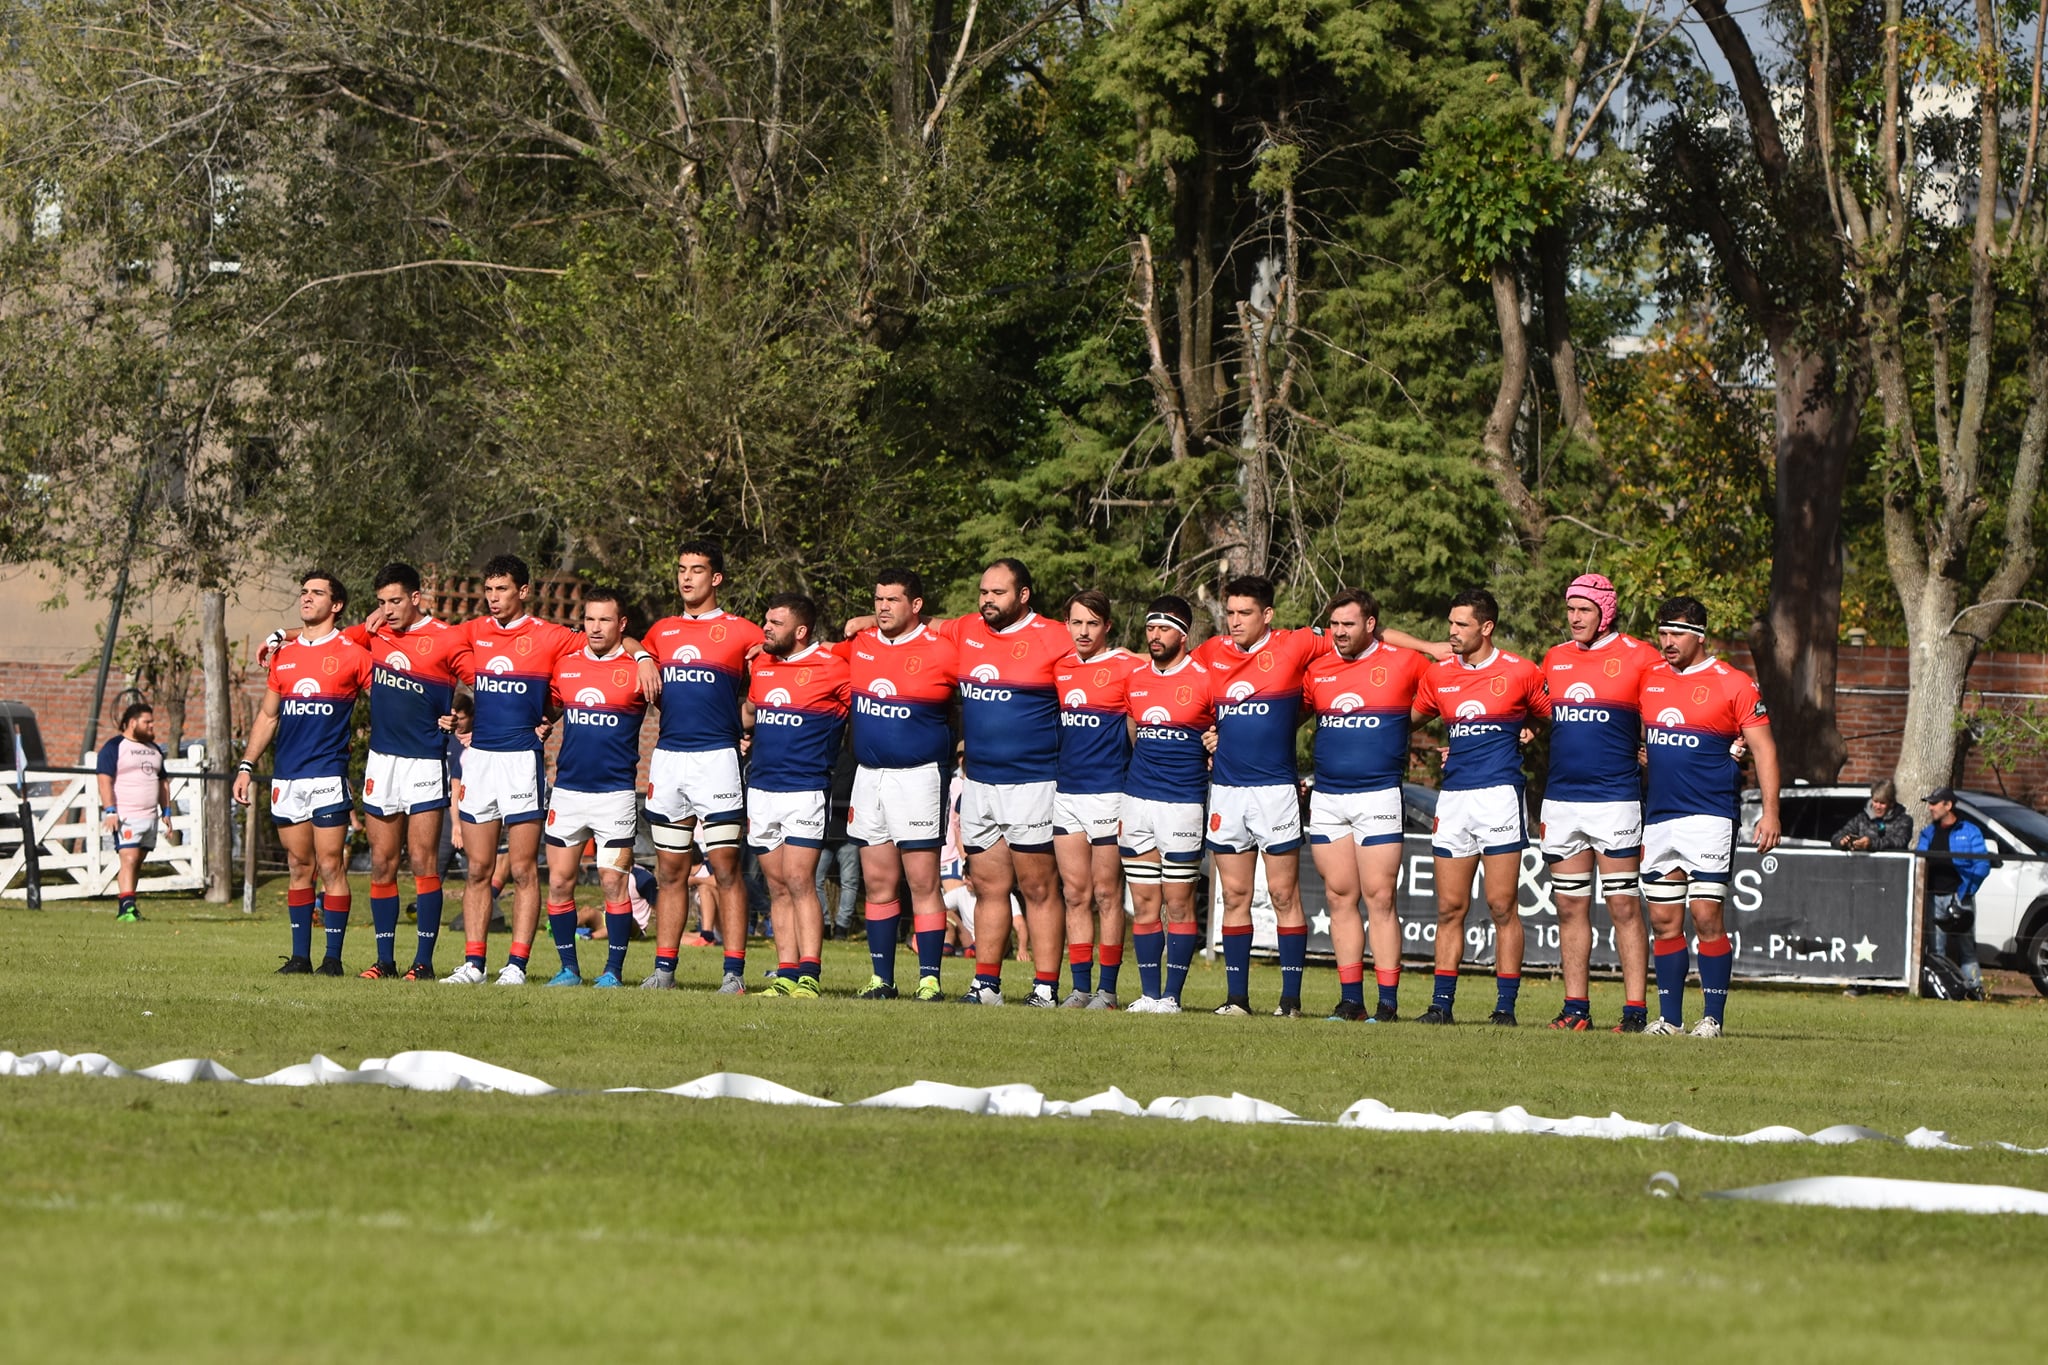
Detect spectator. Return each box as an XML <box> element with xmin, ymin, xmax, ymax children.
<box><xmin>96</xmin><ymin>701</ymin><xmax>170</xmax><ymax>924</ymax></box>
<box><xmin>1832</xmin><ymin>779</ymin><xmax>1913</xmax><ymax>852</ymax></box>
<box><xmin>1916</xmin><ymin>787</ymin><xmax>1990</xmax><ymax>1000</ymax></box>
<box><xmin>814</xmin><ymin>741</ymin><xmax>862</xmax><ymax>939</ymax></box>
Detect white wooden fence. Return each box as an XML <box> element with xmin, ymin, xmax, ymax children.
<box><xmin>0</xmin><ymin>758</ymin><xmax>212</xmax><ymax>901</ymax></box>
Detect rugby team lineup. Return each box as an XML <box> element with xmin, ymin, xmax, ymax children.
<box><xmin>226</xmin><ymin>543</ymin><xmax>1782</xmax><ymax>1034</ymax></box>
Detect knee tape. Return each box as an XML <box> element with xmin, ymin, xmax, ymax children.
<box><xmin>697</xmin><ymin>820</ymin><xmax>741</xmax><ymax>852</ymax></box>
<box><xmin>1121</xmin><ymin>858</ymin><xmax>1163</xmax><ymax>885</ymax></box>
<box><xmin>1548</xmin><ymin>872</ymin><xmax>1594</xmax><ymax>898</ymax></box>
<box><xmin>649</xmin><ymin>821</ymin><xmax>695</xmax><ymax>854</ymax></box>
<box><xmin>1599</xmin><ymin>871</ymin><xmax>1640</xmax><ymax>899</ymax></box>
<box><xmin>1688</xmin><ymin>878</ymin><xmax>1729</xmax><ymax>902</ymax></box>
<box><xmin>1642</xmin><ymin>878</ymin><xmax>1691</xmax><ymax>907</ymax></box>
<box><xmin>1161</xmin><ymin>859</ymin><xmax>1201</xmax><ymax>884</ymax></box>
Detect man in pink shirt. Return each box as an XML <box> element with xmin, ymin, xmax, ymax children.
<box><xmin>96</xmin><ymin>702</ymin><xmax>171</xmax><ymax>923</ymax></box>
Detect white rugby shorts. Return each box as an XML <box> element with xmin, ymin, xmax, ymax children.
<box><xmin>112</xmin><ymin>809</ymin><xmax>159</xmax><ymax>851</ymax></box>
<box><xmin>849</xmin><ymin>763</ymin><xmax>945</xmax><ymax>851</ymax></box>
<box><xmin>362</xmin><ymin>750</ymin><xmax>450</xmax><ymax>817</ymax></box>
<box><xmin>1307</xmin><ymin>786</ymin><xmax>1403</xmax><ymax>848</ymax></box>
<box><xmin>1642</xmin><ymin>814</ymin><xmax>1735</xmax><ymax>882</ymax></box>
<box><xmin>271</xmin><ymin>773</ymin><xmax>353</xmax><ymax>827</ymax></box>
<box><xmin>959</xmin><ymin>777</ymin><xmax>1056</xmax><ymax>854</ymax></box>
<box><xmin>457</xmin><ymin>748</ymin><xmax>546</xmax><ymax>826</ymax></box>
<box><xmin>546</xmin><ymin>787</ymin><xmax>638</xmax><ymax>851</ymax></box>
<box><xmin>1538</xmin><ymin>798</ymin><xmax>1643</xmax><ymax>862</ymax></box>
<box><xmin>1053</xmin><ymin>789</ymin><xmax>1123</xmax><ymax>845</ymax></box>
<box><xmin>1119</xmin><ymin>795</ymin><xmax>1205</xmax><ymax>862</ymax></box>
<box><xmin>1432</xmin><ymin>784</ymin><xmax>1528</xmax><ymax>858</ymax></box>
<box><xmin>645</xmin><ymin>747</ymin><xmax>744</xmax><ymax>828</ymax></box>
<box><xmin>748</xmin><ymin>787</ymin><xmax>827</xmax><ymax>853</ymax></box>
<box><xmin>1205</xmin><ymin>782</ymin><xmax>1303</xmax><ymax>855</ymax></box>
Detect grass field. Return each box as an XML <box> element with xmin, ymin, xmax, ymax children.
<box><xmin>4</xmin><ymin>881</ymin><xmax>2047</xmax><ymax>1363</ymax></box>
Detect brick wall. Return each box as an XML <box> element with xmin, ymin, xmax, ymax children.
<box><xmin>0</xmin><ymin>662</ymin><xmax>268</xmax><ymax>766</ymax></box>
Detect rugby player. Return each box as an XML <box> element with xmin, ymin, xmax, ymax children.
<box><xmin>642</xmin><ymin>542</ymin><xmax>765</xmax><ymax>993</ymax></box>
<box><xmin>743</xmin><ymin>593</ymin><xmax>850</xmax><ymax>998</ymax></box>
<box><xmin>1121</xmin><ymin>596</ymin><xmax>1214</xmax><ymax>1013</ymax></box>
<box><xmin>343</xmin><ymin>563</ymin><xmax>459</xmax><ymax>980</ymax></box>
<box><xmin>843</xmin><ymin>569</ymin><xmax>959</xmax><ymax>1000</ymax></box>
<box><xmin>1539</xmin><ymin>573</ymin><xmax>1657</xmax><ymax>1032</ymax></box>
<box><xmin>1638</xmin><ymin>596</ymin><xmax>1780</xmax><ymax>1036</ymax></box>
<box><xmin>1194</xmin><ymin>574</ymin><xmax>1332</xmax><ymax>1017</ymax></box>
<box><xmin>440</xmin><ymin>555</ymin><xmax>655</xmax><ymax>985</ymax></box>
<box><xmin>1052</xmin><ymin>589</ymin><xmax>1136</xmax><ymax>1008</ymax></box>
<box><xmin>1304</xmin><ymin>591</ymin><xmax>1427</xmax><ymax>1022</ymax></box>
<box><xmin>1409</xmin><ymin>588</ymin><xmax>1551</xmax><ymax>1025</ymax></box>
<box><xmin>929</xmin><ymin>560</ymin><xmax>1071</xmax><ymax>1007</ymax></box>
<box><xmin>541</xmin><ymin>588</ymin><xmax>648</xmax><ymax>987</ymax></box>
<box><xmin>233</xmin><ymin>571</ymin><xmax>374</xmax><ymax>975</ymax></box>
<box><xmin>96</xmin><ymin>702</ymin><xmax>171</xmax><ymax>924</ymax></box>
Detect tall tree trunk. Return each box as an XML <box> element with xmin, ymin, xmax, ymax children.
<box><xmin>1892</xmin><ymin>577</ymin><xmax>1977</xmax><ymax>816</ymax></box>
<box><xmin>201</xmin><ymin>588</ymin><xmax>232</xmax><ymax>902</ymax></box>
<box><xmin>890</xmin><ymin>0</ymin><xmax>919</xmax><ymax>145</ymax></box>
<box><xmin>1748</xmin><ymin>339</ymin><xmax>1862</xmax><ymax>781</ymax></box>
<box><xmin>1482</xmin><ymin>261</ymin><xmax>1546</xmax><ymax>542</ymax></box>
<box><xmin>1537</xmin><ymin>225</ymin><xmax>1596</xmax><ymax>445</ymax></box>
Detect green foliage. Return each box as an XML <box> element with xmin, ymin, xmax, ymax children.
<box><xmin>1402</xmin><ymin>104</ymin><xmax>1570</xmax><ymax>279</ymax></box>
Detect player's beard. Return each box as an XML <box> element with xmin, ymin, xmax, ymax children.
<box><xmin>981</xmin><ymin>603</ymin><xmax>1024</xmax><ymax>632</ymax></box>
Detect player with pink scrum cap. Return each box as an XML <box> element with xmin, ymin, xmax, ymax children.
<box><xmin>1538</xmin><ymin>573</ymin><xmax>1659</xmax><ymax>1032</ymax></box>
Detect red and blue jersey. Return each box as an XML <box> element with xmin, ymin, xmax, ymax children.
<box><xmin>265</xmin><ymin>630</ymin><xmax>372</xmax><ymax>781</ymax></box>
<box><xmin>1412</xmin><ymin>648</ymin><xmax>1551</xmax><ymax>792</ymax></box>
<box><xmin>1124</xmin><ymin>657</ymin><xmax>1214</xmax><ymax>803</ymax></box>
<box><xmin>343</xmin><ymin>616</ymin><xmax>459</xmax><ymax>761</ymax></box>
<box><xmin>1542</xmin><ymin>633</ymin><xmax>1656</xmax><ymax>803</ymax></box>
<box><xmin>448</xmin><ymin>615</ymin><xmax>580</xmax><ymax>754</ymax></box>
<box><xmin>841</xmin><ymin>624</ymin><xmax>958</xmax><ymax>770</ymax></box>
<box><xmin>747</xmin><ymin>643</ymin><xmax>852</xmax><ymax>793</ymax></box>
<box><xmin>1054</xmin><ymin>647</ymin><xmax>1138</xmax><ymax>795</ymax></box>
<box><xmin>550</xmin><ymin>646</ymin><xmax>648</xmax><ymax>793</ymax></box>
<box><xmin>1194</xmin><ymin>628</ymin><xmax>1331</xmax><ymax>787</ymax></box>
<box><xmin>1303</xmin><ymin>641</ymin><xmax>1425</xmax><ymax>795</ymax></box>
<box><xmin>936</xmin><ymin>612</ymin><xmax>1066</xmax><ymax>785</ymax></box>
<box><xmin>1640</xmin><ymin>658</ymin><xmax>1768</xmax><ymax>821</ymax></box>
<box><xmin>646</xmin><ymin>608</ymin><xmax>764</xmax><ymax>755</ymax></box>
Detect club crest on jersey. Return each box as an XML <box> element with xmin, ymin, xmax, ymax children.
<box><xmin>1257</xmin><ymin>651</ymin><xmax>1274</xmax><ymax>671</ymax></box>
<box><xmin>1604</xmin><ymin>658</ymin><xmax>1621</xmax><ymax>677</ymax></box>
<box><xmin>321</xmin><ymin>656</ymin><xmax>338</xmax><ymax>675</ymax></box>
<box><xmin>1093</xmin><ymin>667</ymin><xmax>1111</xmax><ymax>686</ymax></box>
<box><xmin>292</xmin><ymin>677</ymin><xmax>321</xmax><ymax>697</ymax></box>
<box><xmin>575</xmin><ymin>687</ymin><xmax>606</xmax><ymax>707</ymax></box>
<box><xmin>1226</xmin><ymin>681</ymin><xmax>1256</xmax><ymax>702</ymax></box>
<box><xmin>1489</xmin><ymin>676</ymin><xmax>1507</xmax><ymax>696</ymax></box>
<box><xmin>1370</xmin><ymin>667</ymin><xmax>1387</xmax><ymax>687</ymax></box>
<box><xmin>1565</xmin><ymin>682</ymin><xmax>1596</xmax><ymax>702</ymax></box>
<box><xmin>1455</xmin><ymin>699</ymin><xmax>1487</xmax><ymax>719</ymax></box>
<box><xmin>612</xmin><ymin>668</ymin><xmax>630</xmax><ymax>687</ymax></box>
<box><xmin>870</xmin><ymin>679</ymin><xmax>898</xmax><ymax>698</ymax></box>
<box><xmin>1064</xmin><ymin>689</ymin><xmax>1089</xmax><ymax>707</ymax></box>
<box><xmin>386</xmin><ymin>650</ymin><xmax>412</xmax><ymax>671</ymax></box>
<box><xmin>971</xmin><ymin>664</ymin><xmax>1002</xmax><ymax>684</ymax></box>
<box><xmin>1331</xmin><ymin>692</ymin><xmax>1364</xmax><ymax>712</ymax></box>
<box><xmin>415</xmin><ymin>639</ymin><xmax>434</xmax><ymax>656</ymax></box>
<box><xmin>515</xmin><ymin>636</ymin><xmax>533</xmax><ymax>656</ymax></box>
<box><xmin>711</xmin><ymin>624</ymin><xmax>727</xmax><ymax>643</ymax></box>
<box><xmin>1175</xmin><ymin>685</ymin><xmax>1193</xmax><ymax>705</ymax></box>
<box><xmin>485</xmin><ymin>655</ymin><xmax>514</xmax><ymax>674</ymax></box>
<box><xmin>796</xmin><ymin>669</ymin><xmax>812</xmax><ymax>686</ymax></box>
<box><xmin>1692</xmin><ymin>686</ymin><xmax>1711</xmax><ymax>705</ymax></box>
<box><xmin>1657</xmin><ymin>707</ymin><xmax>1687</xmax><ymax>726</ymax></box>
<box><xmin>905</xmin><ymin>656</ymin><xmax>923</xmax><ymax>675</ymax></box>
<box><xmin>1006</xmin><ymin>641</ymin><xmax>1026</xmax><ymax>660</ymax></box>
<box><xmin>766</xmin><ymin>687</ymin><xmax>793</xmax><ymax>707</ymax></box>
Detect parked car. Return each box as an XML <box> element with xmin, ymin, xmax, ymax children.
<box><xmin>0</xmin><ymin>701</ymin><xmax>49</xmax><ymax>852</ymax></box>
<box><xmin>1743</xmin><ymin>783</ymin><xmax>2048</xmax><ymax>995</ymax></box>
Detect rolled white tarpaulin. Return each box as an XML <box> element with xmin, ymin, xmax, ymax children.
<box><xmin>1707</xmin><ymin>1176</ymin><xmax>2048</xmax><ymax>1216</ymax></box>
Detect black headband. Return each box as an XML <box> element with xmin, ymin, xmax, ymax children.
<box><xmin>1145</xmin><ymin>611</ymin><xmax>1190</xmax><ymax>636</ymax></box>
<box><xmin>1656</xmin><ymin>620</ymin><xmax>1707</xmax><ymax>637</ymax></box>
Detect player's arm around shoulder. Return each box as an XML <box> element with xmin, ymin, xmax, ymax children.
<box><xmin>1382</xmin><ymin>627</ymin><xmax>1453</xmax><ymax>663</ymax></box>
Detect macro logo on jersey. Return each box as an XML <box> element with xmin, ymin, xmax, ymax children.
<box><xmin>1124</xmin><ymin>658</ymin><xmax>1214</xmax><ymax>802</ymax></box>
<box><xmin>645</xmin><ymin>609</ymin><xmax>766</xmax><ymax>754</ymax></box>
<box><xmin>551</xmin><ymin>651</ymin><xmax>649</xmax><ymax>792</ymax></box>
<box><xmin>1639</xmin><ymin>659</ymin><xmax>1767</xmax><ymax>821</ymax></box>
<box><xmin>1054</xmin><ymin>647</ymin><xmax>1137</xmax><ymax>795</ymax></box>
<box><xmin>447</xmin><ymin>614</ymin><xmax>580</xmax><ymax>754</ymax></box>
<box><xmin>936</xmin><ymin>613</ymin><xmax>1068</xmax><ymax>784</ymax></box>
<box><xmin>343</xmin><ymin>616</ymin><xmax>458</xmax><ymax>760</ymax></box>
<box><xmin>1412</xmin><ymin>648</ymin><xmax>1551</xmax><ymax>792</ymax></box>
<box><xmin>841</xmin><ymin>624</ymin><xmax>958</xmax><ymax>770</ymax></box>
<box><xmin>1304</xmin><ymin>641</ymin><xmax>1425</xmax><ymax>795</ymax></box>
<box><xmin>1542</xmin><ymin>633</ymin><xmax>1655</xmax><ymax>803</ymax></box>
<box><xmin>1193</xmin><ymin>628</ymin><xmax>1332</xmax><ymax>786</ymax></box>
<box><xmin>748</xmin><ymin>643</ymin><xmax>852</xmax><ymax>793</ymax></box>
<box><xmin>265</xmin><ymin>630</ymin><xmax>372</xmax><ymax>781</ymax></box>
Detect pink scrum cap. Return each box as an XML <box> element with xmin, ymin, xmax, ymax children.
<box><xmin>1564</xmin><ymin>573</ymin><xmax>1618</xmax><ymax>634</ymax></box>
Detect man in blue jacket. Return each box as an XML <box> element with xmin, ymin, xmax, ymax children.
<box><xmin>1916</xmin><ymin>787</ymin><xmax>1990</xmax><ymax>999</ymax></box>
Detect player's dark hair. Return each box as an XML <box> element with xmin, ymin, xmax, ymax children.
<box><xmin>480</xmin><ymin>553</ymin><xmax>530</xmax><ymax>589</ymax></box>
<box><xmin>874</xmin><ymin>567</ymin><xmax>925</xmax><ymax>602</ymax></box>
<box><xmin>450</xmin><ymin>690</ymin><xmax>474</xmax><ymax>716</ymax></box>
<box><xmin>1449</xmin><ymin>587</ymin><xmax>1498</xmax><ymax>625</ymax></box>
<box><xmin>580</xmin><ymin>586</ymin><xmax>629</xmax><ymax>630</ymax></box>
<box><xmin>1657</xmin><ymin>595</ymin><xmax>1708</xmax><ymax>629</ymax></box>
<box><xmin>766</xmin><ymin>592</ymin><xmax>818</xmax><ymax>636</ymax></box>
<box><xmin>1326</xmin><ymin>588</ymin><xmax>1380</xmax><ymax>627</ymax></box>
<box><xmin>986</xmin><ymin>557</ymin><xmax>1034</xmax><ymax>600</ymax></box>
<box><xmin>1064</xmin><ymin>589</ymin><xmax>1114</xmax><ymax>625</ymax></box>
<box><xmin>676</xmin><ymin>539</ymin><xmax>725</xmax><ymax>576</ymax></box>
<box><xmin>1147</xmin><ymin>593</ymin><xmax>1195</xmax><ymax>624</ymax></box>
<box><xmin>301</xmin><ymin>568</ymin><xmax>348</xmax><ymax>612</ymax></box>
<box><xmin>372</xmin><ymin>562</ymin><xmax>421</xmax><ymax>595</ymax></box>
<box><xmin>119</xmin><ymin>701</ymin><xmax>154</xmax><ymax>730</ymax></box>
<box><xmin>1222</xmin><ymin>575</ymin><xmax>1275</xmax><ymax>610</ymax></box>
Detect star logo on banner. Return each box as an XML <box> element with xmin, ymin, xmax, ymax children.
<box><xmin>1853</xmin><ymin>936</ymin><xmax>1878</xmax><ymax>963</ymax></box>
<box><xmin>1311</xmin><ymin>910</ymin><xmax>1331</xmax><ymax>936</ymax></box>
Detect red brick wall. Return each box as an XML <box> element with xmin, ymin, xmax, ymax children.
<box><xmin>0</xmin><ymin>662</ymin><xmax>267</xmax><ymax>767</ymax></box>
